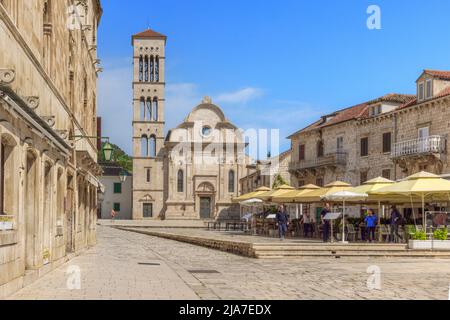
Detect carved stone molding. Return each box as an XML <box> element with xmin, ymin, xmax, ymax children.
<box><xmin>41</xmin><ymin>116</ymin><xmax>56</xmax><ymax>128</ymax></box>
<box><xmin>0</xmin><ymin>69</ymin><xmax>15</xmax><ymax>84</ymax></box>
<box><xmin>56</xmin><ymin>130</ymin><xmax>69</xmax><ymax>140</ymax></box>
<box><xmin>25</xmin><ymin>96</ymin><xmax>40</xmax><ymax>109</ymax></box>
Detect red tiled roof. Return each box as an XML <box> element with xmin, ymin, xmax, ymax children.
<box><xmin>423</xmin><ymin>70</ymin><xmax>450</xmax><ymax>81</ymax></box>
<box><xmin>132</xmin><ymin>29</ymin><xmax>167</xmax><ymax>42</ymax></box>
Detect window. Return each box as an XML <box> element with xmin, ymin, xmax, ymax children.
<box><xmin>298</xmin><ymin>180</ymin><xmax>305</xmax><ymax>188</ymax></box>
<box><xmin>317</xmin><ymin>141</ymin><xmax>324</xmax><ymax>158</ymax></box>
<box><xmin>144</xmin><ymin>55</ymin><xmax>149</xmax><ymax>82</ymax></box>
<box><xmin>149</xmin><ymin>136</ymin><xmax>156</xmax><ymax>158</ymax></box>
<box><xmin>299</xmin><ymin>144</ymin><xmax>305</xmax><ymax>161</ymax></box>
<box><xmin>150</xmin><ymin>56</ymin><xmax>154</xmax><ymax>82</ymax></box>
<box><xmin>418</xmin><ymin>82</ymin><xmax>425</xmax><ymax>101</ymax></box>
<box><xmin>316</xmin><ymin>178</ymin><xmax>324</xmax><ymax>187</ymax></box>
<box><xmin>337</xmin><ymin>137</ymin><xmax>344</xmax><ymax>152</ymax></box>
<box><xmin>113</xmin><ymin>183</ymin><xmax>122</xmax><ymax>194</ymax></box>
<box><xmin>113</xmin><ymin>203</ymin><xmax>121</xmax><ymax>212</ymax></box>
<box><xmin>155</xmin><ymin>56</ymin><xmax>160</xmax><ymax>82</ymax></box>
<box><xmin>1</xmin><ymin>139</ymin><xmax>15</xmax><ymax>216</ymax></box>
<box><xmin>177</xmin><ymin>170</ymin><xmax>184</xmax><ymax>193</ymax></box>
<box><xmin>360</xmin><ymin>137</ymin><xmax>369</xmax><ymax>157</ymax></box>
<box><xmin>139</xmin><ymin>56</ymin><xmax>143</xmax><ymax>82</ymax></box>
<box><xmin>140</xmin><ymin>98</ymin><xmax>146</xmax><ymax>120</ymax></box>
<box><xmin>143</xmin><ymin>203</ymin><xmax>153</xmax><ymax>218</ymax></box>
<box><xmin>360</xmin><ymin>172</ymin><xmax>368</xmax><ymax>185</ymax></box>
<box><xmin>382</xmin><ymin>169</ymin><xmax>391</xmax><ymax>180</ymax></box>
<box><xmin>426</xmin><ymin>79</ymin><xmax>432</xmax><ymax>99</ymax></box>
<box><xmin>146</xmin><ymin>98</ymin><xmax>152</xmax><ymax>121</ymax></box>
<box><xmin>228</xmin><ymin>170</ymin><xmax>235</xmax><ymax>193</ymax></box>
<box><xmin>141</xmin><ymin>135</ymin><xmax>148</xmax><ymax>157</ymax></box>
<box><xmin>0</xmin><ymin>143</ymin><xmax>4</xmax><ymax>215</ymax></box>
<box><xmin>382</xmin><ymin>132</ymin><xmax>392</xmax><ymax>153</ymax></box>
<box><xmin>146</xmin><ymin>168</ymin><xmax>151</xmax><ymax>183</ymax></box>
<box><xmin>153</xmin><ymin>97</ymin><xmax>158</xmax><ymax>121</ymax></box>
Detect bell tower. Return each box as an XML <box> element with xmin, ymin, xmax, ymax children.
<box><xmin>131</xmin><ymin>29</ymin><xmax>167</xmax><ymax>219</ymax></box>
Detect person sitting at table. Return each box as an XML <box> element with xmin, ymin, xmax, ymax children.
<box><xmin>365</xmin><ymin>209</ymin><xmax>378</xmax><ymax>243</ymax></box>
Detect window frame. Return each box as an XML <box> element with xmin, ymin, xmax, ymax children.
<box><xmin>228</xmin><ymin>170</ymin><xmax>235</xmax><ymax>193</ymax></box>
<box><xmin>113</xmin><ymin>182</ymin><xmax>122</xmax><ymax>194</ymax></box>
<box><xmin>382</xmin><ymin>132</ymin><xmax>392</xmax><ymax>154</ymax></box>
<box><xmin>113</xmin><ymin>202</ymin><xmax>121</xmax><ymax>212</ymax></box>
<box><xmin>177</xmin><ymin>170</ymin><xmax>184</xmax><ymax>193</ymax></box>
<box><xmin>143</xmin><ymin>203</ymin><xmax>153</xmax><ymax>218</ymax></box>
<box><xmin>418</xmin><ymin>82</ymin><xmax>425</xmax><ymax>101</ymax></box>
<box><xmin>299</xmin><ymin>144</ymin><xmax>305</xmax><ymax>161</ymax></box>
<box><xmin>425</xmin><ymin>79</ymin><xmax>433</xmax><ymax>99</ymax></box>
<box><xmin>360</xmin><ymin>137</ymin><xmax>369</xmax><ymax>157</ymax></box>
<box><xmin>382</xmin><ymin>169</ymin><xmax>391</xmax><ymax>180</ymax></box>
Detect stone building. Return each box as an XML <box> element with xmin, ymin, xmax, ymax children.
<box><xmin>239</xmin><ymin>150</ymin><xmax>291</xmax><ymax>195</ymax></box>
<box><xmin>0</xmin><ymin>0</ymin><xmax>102</xmax><ymax>297</ymax></box>
<box><xmin>131</xmin><ymin>30</ymin><xmax>248</xmax><ymax>221</ymax></box>
<box><xmin>288</xmin><ymin>69</ymin><xmax>450</xmax><ymax>188</ymax></box>
<box><xmin>99</xmin><ymin>163</ymin><xmax>132</xmax><ymax>220</ymax></box>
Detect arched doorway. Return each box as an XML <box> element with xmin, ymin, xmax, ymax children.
<box><xmin>25</xmin><ymin>150</ymin><xmax>38</xmax><ymax>269</ymax></box>
<box><xmin>196</xmin><ymin>182</ymin><xmax>215</xmax><ymax>220</ymax></box>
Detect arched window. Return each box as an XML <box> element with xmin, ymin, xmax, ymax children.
<box><xmin>0</xmin><ymin>138</ymin><xmax>16</xmax><ymax>215</ymax></box>
<box><xmin>150</xmin><ymin>56</ymin><xmax>154</xmax><ymax>82</ymax></box>
<box><xmin>149</xmin><ymin>135</ymin><xmax>156</xmax><ymax>158</ymax></box>
<box><xmin>177</xmin><ymin>170</ymin><xmax>184</xmax><ymax>193</ymax></box>
<box><xmin>153</xmin><ymin>97</ymin><xmax>158</xmax><ymax>121</ymax></box>
<box><xmin>144</xmin><ymin>55</ymin><xmax>149</xmax><ymax>82</ymax></box>
<box><xmin>155</xmin><ymin>56</ymin><xmax>160</xmax><ymax>82</ymax></box>
<box><xmin>141</xmin><ymin>135</ymin><xmax>148</xmax><ymax>157</ymax></box>
<box><xmin>228</xmin><ymin>170</ymin><xmax>235</xmax><ymax>193</ymax></box>
<box><xmin>146</xmin><ymin>97</ymin><xmax>152</xmax><ymax>121</ymax></box>
<box><xmin>139</xmin><ymin>56</ymin><xmax>143</xmax><ymax>82</ymax></box>
<box><xmin>140</xmin><ymin>97</ymin><xmax>145</xmax><ymax>120</ymax></box>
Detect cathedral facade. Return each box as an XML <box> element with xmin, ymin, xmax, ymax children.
<box><xmin>132</xmin><ymin>29</ymin><xmax>247</xmax><ymax>221</ymax></box>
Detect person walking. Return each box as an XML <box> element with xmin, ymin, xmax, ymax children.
<box><xmin>276</xmin><ymin>205</ymin><xmax>289</xmax><ymax>241</ymax></box>
<box><xmin>389</xmin><ymin>205</ymin><xmax>403</xmax><ymax>243</ymax></box>
<box><xmin>320</xmin><ymin>203</ymin><xmax>331</xmax><ymax>243</ymax></box>
<box><xmin>365</xmin><ymin>209</ymin><xmax>377</xmax><ymax>243</ymax></box>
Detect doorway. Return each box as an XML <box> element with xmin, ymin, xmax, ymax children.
<box><xmin>66</xmin><ymin>175</ymin><xmax>74</xmax><ymax>253</ymax></box>
<box><xmin>200</xmin><ymin>197</ymin><xmax>211</xmax><ymax>219</ymax></box>
<box><xmin>25</xmin><ymin>152</ymin><xmax>37</xmax><ymax>269</ymax></box>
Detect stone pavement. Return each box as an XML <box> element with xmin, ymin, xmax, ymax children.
<box><xmin>10</xmin><ymin>226</ymin><xmax>450</xmax><ymax>300</ymax></box>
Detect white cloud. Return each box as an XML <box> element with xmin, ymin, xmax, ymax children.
<box><xmin>165</xmin><ymin>83</ymin><xmax>202</xmax><ymax>130</ymax></box>
<box><xmin>215</xmin><ymin>87</ymin><xmax>264</xmax><ymax>104</ymax></box>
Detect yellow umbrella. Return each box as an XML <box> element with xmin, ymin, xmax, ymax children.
<box><xmin>233</xmin><ymin>186</ymin><xmax>272</xmax><ymax>203</ymax></box>
<box><xmin>272</xmin><ymin>184</ymin><xmax>321</xmax><ymax>203</ymax></box>
<box><xmin>257</xmin><ymin>184</ymin><xmax>295</xmax><ymax>202</ymax></box>
<box><xmin>370</xmin><ymin>172</ymin><xmax>450</xmax><ymax>229</ymax></box>
<box><xmin>296</xmin><ymin>181</ymin><xmax>353</xmax><ymax>203</ymax></box>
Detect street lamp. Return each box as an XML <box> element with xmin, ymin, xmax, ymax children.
<box><xmin>102</xmin><ymin>142</ymin><xmax>114</xmax><ymax>162</ymax></box>
<box><xmin>119</xmin><ymin>169</ymin><xmax>128</xmax><ymax>183</ymax></box>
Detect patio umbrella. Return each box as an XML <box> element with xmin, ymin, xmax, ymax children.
<box><xmin>321</xmin><ymin>190</ymin><xmax>368</xmax><ymax>244</ymax></box>
<box><xmin>295</xmin><ymin>181</ymin><xmax>353</xmax><ymax>203</ymax></box>
<box><xmin>239</xmin><ymin>198</ymin><xmax>264</xmax><ymax>206</ymax></box>
<box><xmin>256</xmin><ymin>184</ymin><xmax>295</xmax><ymax>202</ymax></box>
<box><xmin>371</xmin><ymin>172</ymin><xmax>450</xmax><ymax>230</ymax></box>
<box><xmin>233</xmin><ymin>186</ymin><xmax>272</xmax><ymax>203</ymax></box>
<box><xmin>272</xmin><ymin>184</ymin><xmax>321</xmax><ymax>203</ymax></box>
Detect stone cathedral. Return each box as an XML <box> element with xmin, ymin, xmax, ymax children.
<box><xmin>131</xmin><ymin>29</ymin><xmax>247</xmax><ymax>221</ymax></box>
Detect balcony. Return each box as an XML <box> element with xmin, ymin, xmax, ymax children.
<box><xmin>392</xmin><ymin>136</ymin><xmax>447</xmax><ymax>159</ymax></box>
<box><xmin>289</xmin><ymin>151</ymin><xmax>347</xmax><ymax>172</ymax></box>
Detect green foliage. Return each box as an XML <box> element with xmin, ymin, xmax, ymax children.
<box><xmin>412</xmin><ymin>230</ymin><xmax>427</xmax><ymax>241</ymax></box>
<box><xmin>433</xmin><ymin>228</ymin><xmax>448</xmax><ymax>241</ymax></box>
<box><xmin>272</xmin><ymin>174</ymin><xmax>288</xmax><ymax>189</ymax></box>
<box><xmin>100</xmin><ymin>143</ymin><xmax>132</xmax><ymax>173</ymax></box>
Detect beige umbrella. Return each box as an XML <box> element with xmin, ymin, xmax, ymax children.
<box><xmin>256</xmin><ymin>184</ymin><xmax>295</xmax><ymax>202</ymax></box>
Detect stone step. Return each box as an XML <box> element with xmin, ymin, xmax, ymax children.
<box><xmin>255</xmin><ymin>251</ymin><xmax>450</xmax><ymax>258</ymax></box>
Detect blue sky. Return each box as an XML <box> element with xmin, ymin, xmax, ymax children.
<box><xmin>97</xmin><ymin>0</ymin><xmax>450</xmax><ymax>156</ymax></box>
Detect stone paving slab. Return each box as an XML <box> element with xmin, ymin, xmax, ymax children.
<box><xmin>9</xmin><ymin>226</ymin><xmax>450</xmax><ymax>300</ymax></box>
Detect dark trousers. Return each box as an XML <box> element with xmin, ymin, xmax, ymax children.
<box><xmin>389</xmin><ymin>224</ymin><xmax>402</xmax><ymax>242</ymax></box>
<box><xmin>279</xmin><ymin>223</ymin><xmax>287</xmax><ymax>239</ymax></box>
<box><xmin>366</xmin><ymin>227</ymin><xmax>376</xmax><ymax>242</ymax></box>
<box><xmin>303</xmin><ymin>223</ymin><xmax>311</xmax><ymax>238</ymax></box>
<box><xmin>323</xmin><ymin>222</ymin><xmax>330</xmax><ymax>242</ymax></box>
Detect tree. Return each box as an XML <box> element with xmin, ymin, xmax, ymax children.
<box><xmin>272</xmin><ymin>174</ymin><xmax>288</xmax><ymax>189</ymax></box>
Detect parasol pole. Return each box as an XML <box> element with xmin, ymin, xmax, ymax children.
<box><xmin>342</xmin><ymin>200</ymin><xmax>346</xmax><ymax>244</ymax></box>
<box><xmin>422</xmin><ymin>193</ymin><xmax>426</xmax><ymax>232</ymax></box>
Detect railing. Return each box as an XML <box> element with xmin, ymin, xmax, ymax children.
<box><xmin>392</xmin><ymin>135</ymin><xmax>447</xmax><ymax>158</ymax></box>
<box><xmin>0</xmin><ymin>215</ymin><xmax>15</xmax><ymax>231</ymax></box>
<box><xmin>289</xmin><ymin>151</ymin><xmax>347</xmax><ymax>171</ymax></box>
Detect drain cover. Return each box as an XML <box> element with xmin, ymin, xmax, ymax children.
<box><xmin>188</xmin><ymin>270</ymin><xmax>220</xmax><ymax>274</ymax></box>
<box><xmin>138</xmin><ymin>262</ymin><xmax>161</xmax><ymax>266</ymax></box>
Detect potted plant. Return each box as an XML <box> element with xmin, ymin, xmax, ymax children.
<box><xmin>408</xmin><ymin>230</ymin><xmax>431</xmax><ymax>250</ymax></box>
<box><xmin>432</xmin><ymin>228</ymin><xmax>450</xmax><ymax>250</ymax></box>
<box><xmin>43</xmin><ymin>249</ymin><xmax>51</xmax><ymax>265</ymax></box>
<box><xmin>0</xmin><ymin>215</ymin><xmax>14</xmax><ymax>231</ymax></box>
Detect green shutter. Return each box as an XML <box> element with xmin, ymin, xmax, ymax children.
<box><xmin>113</xmin><ymin>203</ymin><xmax>121</xmax><ymax>212</ymax></box>
<box><xmin>114</xmin><ymin>183</ymin><xmax>122</xmax><ymax>194</ymax></box>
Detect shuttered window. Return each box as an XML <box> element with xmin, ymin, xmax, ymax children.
<box><xmin>382</xmin><ymin>132</ymin><xmax>392</xmax><ymax>153</ymax></box>
<box><xmin>360</xmin><ymin>137</ymin><xmax>369</xmax><ymax>157</ymax></box>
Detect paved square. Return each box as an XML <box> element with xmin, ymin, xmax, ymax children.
<box><xmin>10</xmin><ymin>226</ymin><xmax>450</xmax><ymax>300</ymax></box>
